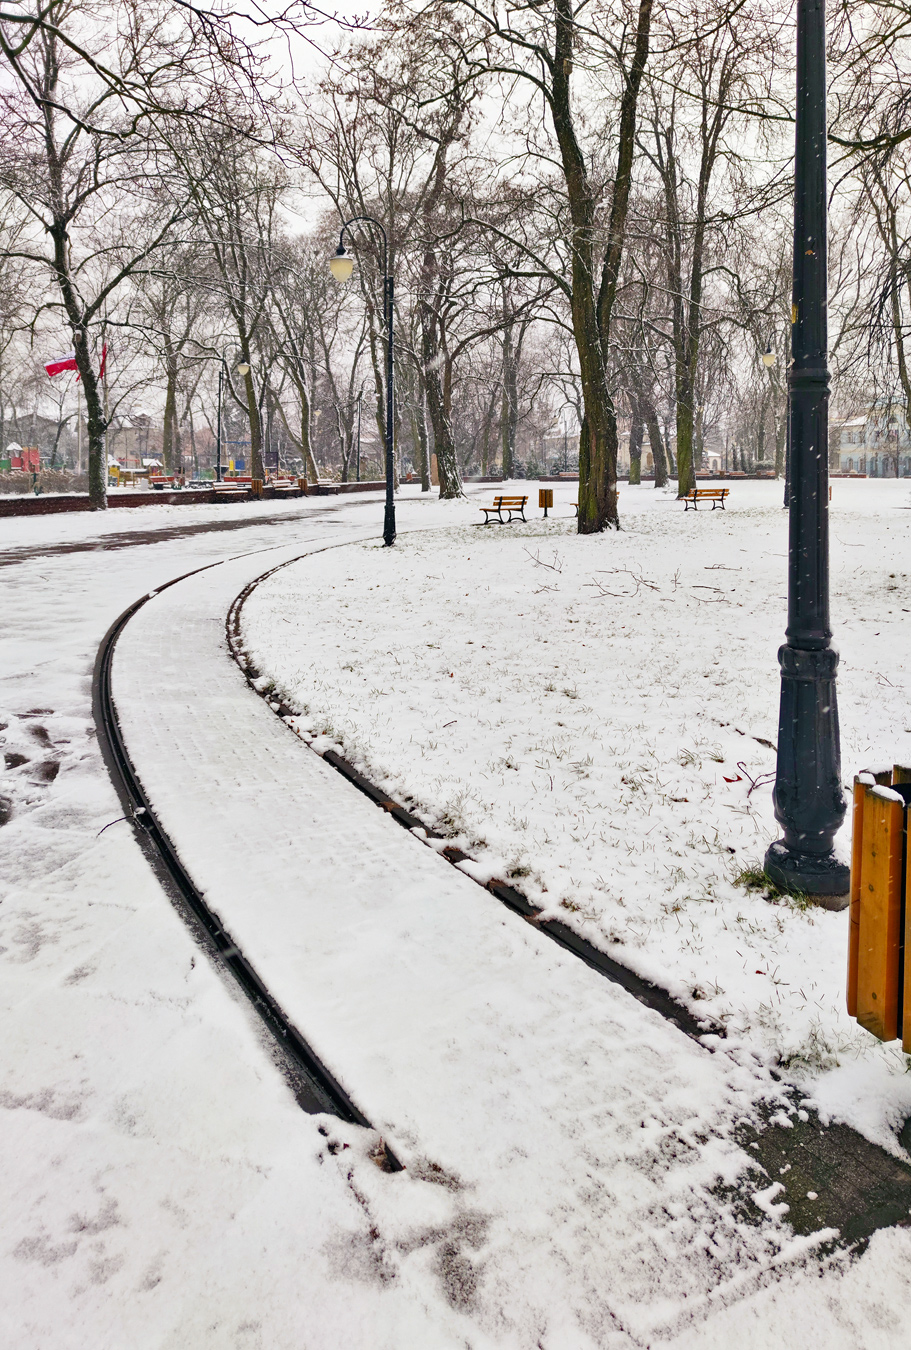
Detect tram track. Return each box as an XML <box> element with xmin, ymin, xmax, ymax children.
<box><xmin>92</xmin><ymin>553</ymin><xmax>401</xmax><ymax>1165</ymax></box>
<box><xmin>226</xmin><ymin>555</ymin><xmax>717</xmax><ymax>1046</ymax></box>
<box><xmin>224</xmin><ymin>551</ymin><xmax>911</xmax><ymax>1247</ymax></box>
<box><xmin>92</xmin><ymin>544</ymin><xmax>911</xmax><ymax>1246</ymax></box>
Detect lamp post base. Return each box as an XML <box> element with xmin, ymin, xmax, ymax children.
<box><xmin>764</xmin><ymin>839</ymin><xmax>849</xmax><ymax>908</ymax></box>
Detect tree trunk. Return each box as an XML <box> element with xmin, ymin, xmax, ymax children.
<box><xmin>419</xmin><ymin>284</ymin><xmax>462</xmax><ymax>498</ymax></box>
<box><xmin>628</xmin><ymin>413</ymin><xmax>643</xmax><ymax>484</ymax></box>
<box><xmin>49</xmin><ymin>219</ymin><xmax>106</xmax><ymax>507</ymax></box>
<box><xmin>411</xmin><ymin>397</ymin><xmax>431</xmax><ymax>491</ymax></box>
<box><xmin>274</xmin><ymin>386</ymin><xmax>318</xmax><ymax>481</ymax></box>
<box><xmin>162</xmin><ymin>348</ymin><xmax>177</xmax><ymax>474</ymax></box>
<box><xmin>437</xmin><ymin>357</ymin><xmax>461</xmax><ymax>497</ymax></box>
<box><xmin>555</xmin><ymin>0</ymin><xmax>652</xmax><ymax>532</ymax></box>
<box><xmin>297</xmin><ymin>379</ymin><xmax>319</xmax><ymax>481</ymax></box>
<box><xmin>550</xmin><ymin>0</ymin><xmax>641</xmax><ymax>532</ymax></box>
<box><xmin>501</xmin><ymin>322</ymin><xmax>519</xmax><ymax>478</ymax></box>
<box><xmin>241</xmin><ymin>362</ymin><xmax>264</xmax><ymax>480</ymax></box>
<box><xmin>642</xmin><ymin>400</ymin><xmax>668</xmax><ymax>487</ymax></box>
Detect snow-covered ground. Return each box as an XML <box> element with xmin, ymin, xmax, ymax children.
<box><xmin>242</xmin><ymin>479</ymin><xmax>911</xmax><ymax>1150</ymax></box>
<box><xmin>0</xmin><ymin>490</ymin><xmax>484</xmax><ymax>1347</ymax></box>
<box><xmin>3</xmin><ymin>483</ymin><xmax>911</xmax><ymax>1347</ymax></box>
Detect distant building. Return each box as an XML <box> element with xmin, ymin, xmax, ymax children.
<box><xmin>835</xmin><ymin>404</ymin><xmax>911</xmax><ymax>476</ymax></box>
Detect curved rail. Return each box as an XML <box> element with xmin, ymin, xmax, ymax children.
<box><xmin>90</xmin><ymin>550</ymin><xmax>911</xmax><ymax>1244</ymax></box>
<box><xmin>226</xmin><ymin>558</ymin><xmax>716</xmax><ymax>1046</ymax></box>
<box><xmin>92</xmin><ymin>561</ymin><xmax>398</xmax><ymax>1156</ymax></box>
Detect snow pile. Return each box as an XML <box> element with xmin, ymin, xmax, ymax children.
<box><xmin>241</xmin><ymin>479</ymin><xmax>911</xmax><ymax>1130</ymax></box>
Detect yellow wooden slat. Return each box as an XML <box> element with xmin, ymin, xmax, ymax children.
<box><xmin>904</xmin><ymin>803</ymin><xmax>911</xmax><ymax>1055</ymax></box>
<box><xmin>847</xmin><ymin>778</ymin><xmax>866</xmax><ymax>1018</ymax></box>
<box><xmin>856</xmin><ymin>785</ymin><xmax>904</xmax><ymax>1042</ymax></box>
<box><xmin>893</xmin><ymin>769</ymin><xmax>911</xmax><ymax>1052</ymax></box>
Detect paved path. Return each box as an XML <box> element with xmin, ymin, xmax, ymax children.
<box><xmin>112</xmin><ymin>541</ymin><xmax>815</xmax><ymax>1344</ymax></box>
<box><xmin>0</xmin><ymin>493</ymin><xmax>384</xmax><ymax>567</ymax></box>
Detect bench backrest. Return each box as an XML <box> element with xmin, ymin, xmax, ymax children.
<box><xmin>493</xmin><ymin>495</ymin><xmax>527</xmax><ymax>505</ymax></box>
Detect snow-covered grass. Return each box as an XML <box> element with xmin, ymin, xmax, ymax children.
<box><xmin>242</xmin><ymin>478</ymin><xmax>911</xmax><ymax>1144</ymax></box>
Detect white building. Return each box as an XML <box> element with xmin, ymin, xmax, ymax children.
<box><xmin>835</xmin><ymin>405</ymin><xmax>911</xmax><ymax>477</ymax></box>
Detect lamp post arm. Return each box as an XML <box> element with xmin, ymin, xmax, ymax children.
<box><xmin>338</xmin><ymin>216</ymin><xmax>388</xmax><ymax>282</ymax></box>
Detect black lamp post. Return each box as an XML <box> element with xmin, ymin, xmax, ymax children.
<box><xmin>216</xmin><ymin>362</ymin><xmax>224</xmax><ymax>482</ymax></box>
<box><xmin>215</xmin><ymin>355</ymin><xmax>252</xmax><ymax>482</ymax></box>
<box><xmin>356</xmin><ymin>387</ymin><xmax>362</xmax><ymax>483</ymax></box>
<box><xmin>764</xmin><ymin>0</ymin><xmax>849</xmax><ymax>899</ymax></box>
<box><xmin>330</xmin><ymin>217</ymin><xmax>395</xmax><ymax>547</ymax></box>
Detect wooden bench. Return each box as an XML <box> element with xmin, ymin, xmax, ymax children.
<box><xmin>683</xmin><ymin>487</ymin><xmax>729</xmax><ymax>510</ymax></box>
<box><xmin>213</xmin><ymin>477</ymin><xmax>252</xmax><ymax>496</ymax></box>
<box><xmin>298</xmin><ymin>477</ymin><xmax>339</xmax><ymax>495</ymax></box>
<box><xmin>479</xmin><ymin>494</ymin><xmax>528</xmax><ymax>524</ymax></box>
<box><xmin>149</xmin><ymin>475</ymin><xmax>180</xmax><ymax>490</ymax></box>
<box><xmin>271</xmin><ymin>478</ymin><xmax>301</xmax><ymax>495</ymax></box>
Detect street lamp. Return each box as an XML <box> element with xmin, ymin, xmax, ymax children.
<box><xmin>764</xmin><ymin>0</ymin><xmax>849</xmax><ymax>900</ymax></box>
<box><xmin>330</xmin><ymin>219</ymin><xmax>395</xmax><ymax>546</ymax></box>
<box><xmin>356</xmin><ymin>387</ymin><xmax>363</xmax><ymax>483</ymax></box>
<box><xmin>762</xmin><ymin>345</ymin><xmax>776</xmax><ymax>369</ymax></box>
<box><xmin>216</xmin><ymin>358</ymin><xmax>253</xmax><ymax>481</ymax></box>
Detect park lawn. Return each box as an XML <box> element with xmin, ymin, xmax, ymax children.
<box><xmin>241</xmin><ymin>477</ymin><xmax>911</xmax><ymax>1150</ymax></box>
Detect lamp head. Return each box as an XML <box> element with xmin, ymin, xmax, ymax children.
<box><xmin>330</xmin><ymin>245</ymin><xmax>354</xmax><ymax>283</ymax></box>
<box><xmin>762</xmin><ymin>345</ymin><xmax>776</xmax><ymax>368</ymax></box>
<box><xmin>236</xmin><ymin>362</ymin><xmax>251</xmax><ymax>377</ymax></box>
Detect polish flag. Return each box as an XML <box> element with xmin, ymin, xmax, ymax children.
<box><xmin>45</xmin><ymin>351</ymin><xmax>78</xmax><ymax>378</ymax></box>
<box><xmin>98</xmin><ymin>343</ymin><xmax>108</xmax><ymax>380</ymax></box>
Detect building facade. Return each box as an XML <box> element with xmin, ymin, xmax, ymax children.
<box><xmin>836</xmin><ymin>405</ymin><xmax>911</xmax><ymax>477</ymax></box>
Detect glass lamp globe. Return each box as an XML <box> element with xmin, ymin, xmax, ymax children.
<box><xmin>330</xmin><ymin>249</ymin><xmax>354</xmax><ymax>283</ymax></box>
<box><xmin>762</xmin><ymin>347</ymin><xmax>776</xmax><ymax>368</ymax></box>
<box><xmin>236</xmin><ymin>362</ymin><xmax>251</xmax><ymax>376</ymax></box>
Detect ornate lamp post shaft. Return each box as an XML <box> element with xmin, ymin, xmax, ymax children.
<box><xmin>764</xmin><ymin>0</ymin><xmax>849</xmax><ymax>898</ymax></box>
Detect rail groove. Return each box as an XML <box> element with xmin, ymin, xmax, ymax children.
<box><xmin>226</xmin><ymin>560</ymin><xmax>718</xmax><ymax>1046</ymax></box>
<box><xmin>93</xmin><ymin>558</ymin><xmax>401</xmax><ymax>1165</ymax></box>
<box><xmin>93</xmin><ymin>546</ymin><xmax>911</xmax><ymax>1246</ymax></box>
<box><xmin>225</xmin><ymin>553</ymin><xmax>911</xmax><ymax>1247</ymax></box>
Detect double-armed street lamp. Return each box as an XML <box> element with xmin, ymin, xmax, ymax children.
<box><xmin>763</xmin><ymin>0</ymin><xmax>849</xmax><ymax>900</ymax></box>
<box><xmin>329</xmin><ymin>216</ymin><xmax>396</xmax><ymax>546</ymax></box>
